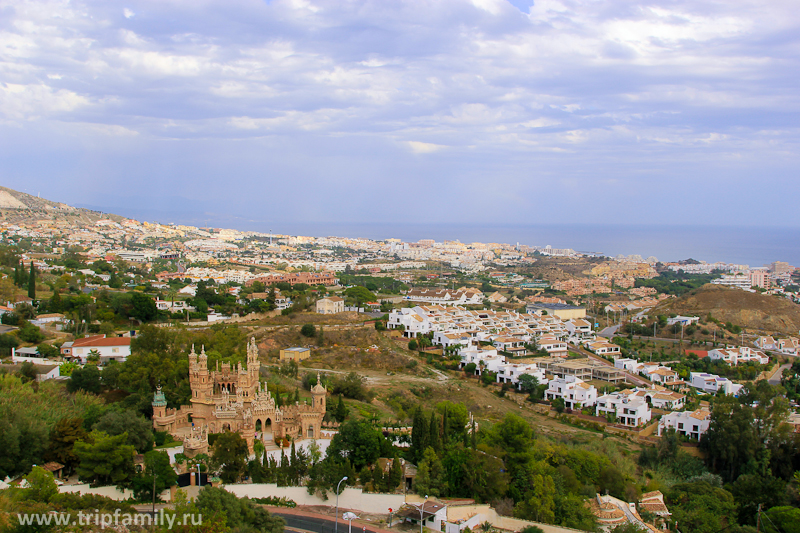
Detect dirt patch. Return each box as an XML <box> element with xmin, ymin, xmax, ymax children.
<box><xmin>654</xmin><ymin>283</ymin><xmax>800</xmax><ymax>335</ymax></box>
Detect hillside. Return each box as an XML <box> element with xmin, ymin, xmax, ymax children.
<box><xmin>653</xmin><ymin>283</ymin><xmax>800</xmax><ymax>335</ymax></box>
<box><xmin>0</xmin><ymin>185</ymin><xmax>125</xmax><ymax>225</ymax></box>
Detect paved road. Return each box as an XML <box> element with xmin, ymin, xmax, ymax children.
<box><xmin>599</xmin><ymin>325</ymin><xmax>620</xmax><ymax>338</ymax></box>
<box><xmin>769</xmin><ymin>363</ymin><xmax>792</xmax><ymax>385</ymax></box>
<box><xmin>274</xmin><ymin>512</ymin><xmax>388</xmax><ymax>533</ymax></box>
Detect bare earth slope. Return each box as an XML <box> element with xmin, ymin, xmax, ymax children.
<box><xmin>653</xmin><ymin>283</ymin><xmax>800</xmax><ymax>335</ymax></box>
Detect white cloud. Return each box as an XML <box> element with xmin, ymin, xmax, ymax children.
<box><xmin>407</xmin><ymin>141</ymin><xmax>446</xmax><ymax>153</ymax></box>
<box><xmin>123</xmin><ymin>8</ymin><xmax>135</xmax><ymax>19</ymax></box>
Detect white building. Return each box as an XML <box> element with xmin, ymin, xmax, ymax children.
<box><xmin>565</xmin><ymin>318</ymin><xmax>594</xmax><ymax>343</ymax></box>
<box><xmin>387</xmin><ymin>307</ymin><xmax>432</xmax><ymax>338</ymax></box>
<box><xmin>595</xmin><ymin>391</ymin><xmax>652</xmax><ymax>427</ymax></box>
<box><xmin>155</xmin><ymin>300</ymin><xmax>196</xmax><ymax>313</ymax></box>
<box><xmin>433</xmin><ymin>331</ymin><xmax>473</xmax><ymax>348</ymax></box>
<box><xmin>614</xmin><ymin>358</ymin><xmax>639</xmax><ymax>372</ymax></box>
<box><xmin>546</xmin><ymin>375</ymin><xmax>598</xmax><ymax>409</ymax></box>
<box><xmin>666</xmin><ymin>316</ymin><xmax>700</xmax><ymax>326</ymax></box>
<box><xmin>644</xmin><ymin>366</ymin><xmax>684</xmax><ymax>388</ymax></box>
<box><xmin>538</xmin><ymin>336</ymin><xmax>569</xmax><ymax>357</ymax></box>
<box><xmin>459</xmin><ymin>344</ymin><xmax>506</xmax><ymax>375</ymax></box>
<box><xmin>708</xmin><ymin>346</ymin><xmax>769</xmax><ymax>366</ymax></box>
<box><xmin>496</xmin><ymin>363</ymin><xmax>548</xmax><ymax>388</ymax></box>
<box><xmin>586</xmin><ymin>340</ymin><xmax>621</xmax><ymax>356</ymax></box>
<box><xmin>657</xmin><ymin>408</ymin><xmax>712</xmax><ymax>439</ymax></box>
<box><xmin>711</xmin><ymin>273</ymin><xmax>753</xmax><ymax>290</ymax></box>
<box><xmin>690</xmin><ymin>372</ymin><xmax>744</xmax><ymax>395</ymax></box>
<box><xmin>65</xmin><ymin>335</ymin><xmax>132</xmax><ymax>364</ymax></box>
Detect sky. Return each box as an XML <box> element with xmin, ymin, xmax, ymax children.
<box><xmin>0</xmin><ymin>0</ymin><xmax>798</xmax><ymax>233</ymax></box>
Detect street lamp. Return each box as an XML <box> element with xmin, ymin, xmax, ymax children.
<box><xmin>335</xmin><ymin>476</ymin><xmax>348</xmax><ymax>533</ymax></box>
<box><xmin>414</xmin><ymin>495</ymin><xmax>429</xmax><ymax>533</ymax></box>
<box><xmin>197</xmin><ymin>464</ymin><xmax>202</xmax><ymax>488</ymax></box>
<box><xmin>343</xmin><ymin>512</ymin><xmax>359</xmax><ymax>533</ymax></box>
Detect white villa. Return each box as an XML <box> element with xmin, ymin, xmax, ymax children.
<box><xmin>657</xmin><ymin>408</ymin><xmax>712</xmax><ymax>439</ymax></box>
<box><xmin>708</xmin><ymin>346</ymin><xmax>769</xmax><ymax>366</ymax></box>
<box><xmin>546</xmin><ymin>375</ymin><xmax>598</xmax><ymax>409</ymax></box>
<box><xmin>496</xmin><ymin>363</ymin><xmax>548</xmax><ymax>388</ymax></box>
<box><xmin>595</xmin><ymin>391</ymin><xmax>652</xmax><ymax>427</ymax></box>
<box><xmin>690</xmin><ymin>372</ymin><xmax>744</xmax><ymax>395</ymax></box>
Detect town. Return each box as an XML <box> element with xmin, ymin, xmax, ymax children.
<box><xmin>1</xmin><ymin>186</ymin><xmax>800</xmax><ymax>533</ymax></box>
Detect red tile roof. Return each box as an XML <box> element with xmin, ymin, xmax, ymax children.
<box><xmin>73</xmin><ymin>336</ymin><xmax>132</xmax><ymax>347</ymax></box>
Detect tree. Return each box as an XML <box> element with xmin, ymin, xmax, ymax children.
<box><xmin>334</xmin><ymin>395</ymin><xmax>348</xmax><ymax>422</ymax></box>
<box><xmin>93</xmin><ymin>409</ymin><xmax>154</xmax><ymax>453</ymax></box>
<box><xmin>130</xmin><ymin>292</ymin><xmax>157</xmax><ymax>322</ymax></box>
<box><xmin>67</xmin><ymin>364</ymin><xmax>102</xmax><ymax>394</ymax></box>
<box><xmin>211</xmin><ymin>432</ymin><xmax>249</xmax><ymax>483</ymax></box>
<box><xmin>18</xmin><ymin>361</ymin><xmax>38</xmax><ymax>383</ymax></box>
<box><xmin>666</xmin><ymin>481</ymin><xmax>737</xmax><ymax>533</ymax></box>
<box><xmin>28</xmin><ymin>262</ymin><xmax>36</xmax><ymax>299</ymax></box>
<box><xmin>388</xmin><ymin>453</ymin><xmax>403</xmax><ymax>490</ymax></box>
<box><xmin>131</xmin><ymin>450</ymin><xmax>178</xmax><ymax>502</ymax></box>
<box><xmin>414</xmin><ymin>447</ymin><xmax>445</xmax><ymax>497</ymax></box>
<box><xmin>517</xmin><ymin>374</ymin><xmax>539</xmax><ymax>394</ymax></box>
<box><xmin>196</xmin><ymin>486</ymin><xmax>284</xmax><ymax>533</ymax></box>
<box><xmin>46</xmin><ymin>417</ymin><xmax>88</xmax><ymax>474</ymax></box>
<box><xmin>74</xmin><ymin>430</ymin><xmax>136</xmax><ymax>486</ymax></box>
<box><xmin>513</xmin><ymin>474</ymin><xmax>556</xmax><ymax>523</ymax></box>
<box><xmin>24</xmin><ymin>465</ymin><xmax>59</xmax><ymax>503</ymax></box>
<box><xmin>410</xmin><ymin>407</ymin><xmax>429</xmax><ymax>463</ymax></box>
<box><xmin>300</xmin><ymin>324</ymin><xmax>316</xmax><ymax>337</ymax></box>
<box><xmin>327</xmin><ymin>419</ymin><xmax>388</xmax><ymax>469</ymax></box>
<box><xmin>428</xmin><ymin>411</ymin><xmax>440</xmax><ymax>453</ymax></box>
<box><xmin>344</xmin><ymin>286</ymin><xmax>376</xmax><ymax>306</ymax></box>
<box><xmin>408</xmin><ymin>339</ymin><xmax>418</xmax><ymax>351</ymax></box>
<box><xmin>552</xmin><ymin>397</ymin><xmax>565</xmax><ymax>413</ymax></box>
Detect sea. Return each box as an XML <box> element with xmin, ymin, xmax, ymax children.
<box><xmin>76</xmin><ymin>204</ymin><xmax>800</xmax><ymax>267</ymax></box>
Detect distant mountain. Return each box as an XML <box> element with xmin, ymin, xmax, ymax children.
<box><xmin>0</xmin><ymin>185</ymin><xmax>125</xmax><ymax>225</ymax></box>
<box><xmin>653</xmin><ymin>283</ymin><xmax>800</xmax><ymax>336</ymax></box>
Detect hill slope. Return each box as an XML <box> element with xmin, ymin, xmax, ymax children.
<box><xmin>653</xmin><ymin>283</ymin><xmax>800</xmax><ymax>335</ymax></box>
<box><xmin>0</xmin><ymin>185</ymin><xmax>125</xmax><ymax>225</ymax></box>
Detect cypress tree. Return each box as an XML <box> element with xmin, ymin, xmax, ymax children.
<box><xmin>294</xmin><ymin>388</ymin><xmax>300</xmax><ymax>403</ymax></box>
<box><xmin>50</xmin><ymin>290</ymin><xmax>62</xmax><ymax>313</ymax></box>
<box><xmin>442</xmin><ymin>406</ymin><xmax>450</xmax><ymax>447</ymax></box>
<box><xmin>411</xmin><ymin>407</ymin><xmax>429</xmax><ymax>463</ymax></box>
<box><xmin>428</xmin><ymin>411</ymin><xmax>440</xmax><ymax>453</ymax></box>
<box><xmin>28</xmin><ymin>263</ymin><xmax>36</xmax><ymax>299</ymax></box>
<box><xmin>335</xmin><ymin>395</ymin><xmax>348</xmax><ymax>422</ymax></box>
<box><xmin>14</xmin><ymin>261</ymin><xmax>22</xmax><ymax>287</ymax></box>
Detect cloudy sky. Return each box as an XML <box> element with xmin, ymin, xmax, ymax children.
<box><xmin>0</xmin><ymin>0</ymin><xmax>798</xmax><ymax>234</ymax></box>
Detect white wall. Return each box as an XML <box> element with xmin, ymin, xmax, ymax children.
<box><xmin>225</xmin><ymin>484</ymin><xmax>405</xmax><ymax>514</ymax></box>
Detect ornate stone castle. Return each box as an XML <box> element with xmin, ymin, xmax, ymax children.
<box><xmin>152</xmin><ymin>338</ymin><xmax>327</xmax><ymax>456</ymax></box>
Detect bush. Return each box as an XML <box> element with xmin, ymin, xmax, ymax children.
<box><xmin>18</xmin><ymin>323</ymin><xmax>45</xmax><ymax>343</ymax></box>
<box><xmin>300</xmin><ymin>324</ymin><xmax>316</xmax><ymax>337</ymax></box>
<box><xmin>408</xmin><ymin>339</ymin><xmax>418</xmax><ymax>351</ymax></box>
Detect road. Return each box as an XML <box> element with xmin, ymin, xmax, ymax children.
<box><xmin>768</xmin><ymin>363</ymin><xmax>792</xmax><ymax>385</ymax></box>
<box><xmin>598</xmin><ymin>325</ymin><xmax>620</xmax><ymax>338</ymax></box>
<box><xmin>274</xmin><ymin>512</ymin><xmax>388</xmax><ymax>533</ymax></box>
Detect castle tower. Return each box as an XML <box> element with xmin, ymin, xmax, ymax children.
<box><xmin>193</xmin><ymin>345</ymin><xmax>213</xmax><ymax>401</ymax></box>
<box><xmin>311</xmin><ymin>372</ymin><xmax>327</xmax><ymax>413</ymax></box>
<box><xmin>152</xmin><ymin>386</ymin><xmax>167</xmax><ymax>419</ymax></box>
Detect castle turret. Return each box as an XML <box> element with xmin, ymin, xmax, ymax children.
<box><xmin>311</xmin><ymin>372</ymin><xmax>327</xmax><ymax>413</ymax></box>
<box><xmin>152</xmin><ymin>386</ymin><xmax>167</xmax><ymax>419</ymax></box>
<box><xmin>192</xmin><ymin>345</ymin><xmax>213</xmax><ymax>401</ymax></box>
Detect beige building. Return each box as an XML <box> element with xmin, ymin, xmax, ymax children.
<box><xmin>280</xmin><ymin>347</ymin><xmax>311</xmax><ymax>362</ymax></box>
<box><xmin>316</xmin><ymin>296</ymin><xmax>344</xmax><ymax>314</ymax></box>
